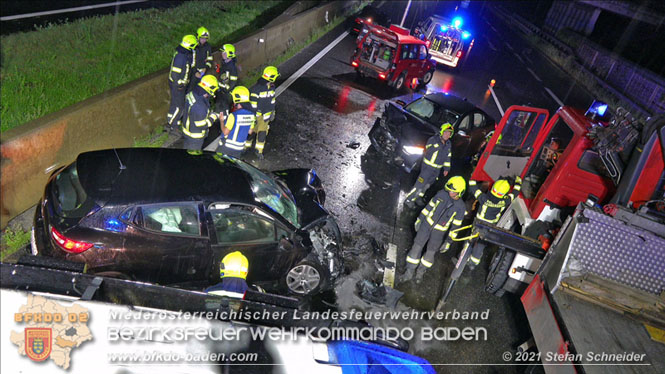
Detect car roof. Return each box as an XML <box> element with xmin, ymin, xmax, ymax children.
<box><xmin>424</xmin><ymin>92</ymin><xmax>478</xmax><ymax>114</ymax></box>
<box><xmin>75</xmin><ymin>148</ymin><xmax>255</xmax><ymax>205</ymax></box>
<box><xmin>369</xmin><ymin>24</ymin><xmax>427</xmax><ymax>45</ymax></box>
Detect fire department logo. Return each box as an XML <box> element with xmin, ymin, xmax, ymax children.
<box><xmin>25</xmin><ymin>328</ymin><xmax>52</xmax><ymax>361</ymax></box>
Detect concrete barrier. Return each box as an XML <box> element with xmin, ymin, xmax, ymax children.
<box><xmin>0</xmin><ymin>1</ymin><xmax>355</xmax><ymax>228</ymax></box>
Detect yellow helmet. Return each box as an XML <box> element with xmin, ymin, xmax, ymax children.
<box><xmin>491</xmin><ymin>179</ymin><xmax>511</xmax><ymax>198</ymax></box>
<box><xmin>222</xmin><ymin>44</ymin><xmax>236</xmax><ymax>58</ymax></box>
<box><xmin>445</xmin><ymin>176</ymin><xmax>466</xmax><ymax>195</ymax></box>
<box><xmin>181</xmin><ymin>34</ymin><xmax>198</xmax><ymax>50</ymax></box>
<box><xmin>440</xmin><ymin>123</ymin><xmax>454</xmax><ymax>136</ymax></box>
<box><xmin>231</xmin><ymin>86</ymin><xmax>250</xmax><ymax>103</ymax></box>
<box><xmin>199</xmin><ymin>75</ymin><xmax>219</xmax><ymax>95</ymax></box>
<box><xmin>220</xmin><ymin>251</ymin><xmax>249</xmax><ymax>279</ymax></box>
<box><xmin>197</xmin><ymin>26</ymin><xmax>209</xmax><ymax>39</ymax></box>
<box><xmin>262</xmin><ymin>66</ymin><xmax>279</xmax><ymax>82</ymax></box>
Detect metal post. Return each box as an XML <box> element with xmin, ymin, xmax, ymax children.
<box><xmin>400</xmin><ymin>0</ymin><xmax>412</xmax><ymax>27</ymax></box>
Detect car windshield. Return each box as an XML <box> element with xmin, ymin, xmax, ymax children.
<box><xmin>234</xmin><ymin>160</ymin><xmax>300</xmax><ymax>228</ymax></box>
<box><xmin>405</xmin><ymin>97</ymin><xmax>461</xmax><ymax>126</ymax></box>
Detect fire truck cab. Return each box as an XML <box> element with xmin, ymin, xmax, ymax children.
<box><xmin>351</xmin><ymin>24</ymin><xmax>437</xmax><ymax>91</ymax></box>
<box><xmin>470</xmin><ymin>103</ymin><xmax>649</xmax><ymax>296</ymax></box>
<box><xmin>419</xmin><ymin>15</ymin><xmax>474</xmax><ymax>68</ymax></box>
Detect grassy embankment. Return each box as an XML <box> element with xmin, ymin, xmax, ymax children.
<box><xmin>0</xmin><ymin>1</ymin><xmax>290</xmax><ymax>134</ymax></box>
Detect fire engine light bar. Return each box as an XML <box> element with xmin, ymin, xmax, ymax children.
<box><xmin>453</xmin><ymin>17</ymin><xmax>463</xmax><ymax>28</ymax></box>
<box><xmin>462</xmin><ymin>31</ymin><xmax>471</xmax><ymax>39</ymax></box>
<box><xmin>585</xmin><ymin>100</ymin><xmax>608</xmax><ymax>117</ymax></box>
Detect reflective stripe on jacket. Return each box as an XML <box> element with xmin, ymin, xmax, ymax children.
<box><xmin>224</xmin><ymin>108</ymin><xmax>255</xmax><ymax>150</ymax></box>
<box><xmin>419</xmin><ymin>189</ymin><xmax>466</xmax><ymax>233</ymax></box>
<box><xmin>183</xmin><ymin>88</ymin><xmax>218</xmax><ymax>139</ymax></box>
<box><xmin>249</xmin><ymin>78</ymin><xmax>276</xmax><ymax>115</ymax></box>
<box><xmin>421</xmin><ymin>135</ymin><xmax>451</xmax><ymax>172</ymax></box>
<box><xmin>469</xmin><ymin>179</ymin><xmax>521</xmax><ymax>224</ymax></box>
<box><xmin>169</xmin><ymin>46</ymin><xmax>193</xmax><ymax>86</ymax></box>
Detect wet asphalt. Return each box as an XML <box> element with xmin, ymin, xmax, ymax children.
<box><xmin>6</xmin><ymin>1</ymin><xmax>602</xmax><ymax>372</ymax></box>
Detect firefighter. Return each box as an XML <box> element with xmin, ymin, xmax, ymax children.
<box><xmin>167</xmin><ymin>34</ymin><xmax>197</xmax><ymax>133</ymax></box>
<box><xmin>248</xmin><ymin>66</ymin><xmax>279</xmax><ymax>159</ymax></box>
<box><xmin>181</xmin><ymin>75</ymin><xmax>219</xmax><ymax>153</ymax></box>
<box><xmin>460</xmin><ymin>176</ymin><xmax>522</xmax><ymax>269</ymax></box>
<box><xmin>205</xmin><ymin>251</ymin><xmax>249</xmax><ymax>298</ymax></box>
<box><xmin>405</xmin><ymin>123</ymin><xmax>453</xmax><ymax>208</ymax></box>
<box><xmin>402</xmin><ymin>176</ymin><xmax>467</xmax><ymax>282</ymax></box>
<box><xmin>216</xmin><ymin>86</ymin><xmax>255</xmax><ymax>158</ymax></box>
<box><xmin>214</xmin><ymin>44</ymin><xmax>239</xmax><ymax>119</ymax></box>
<box><xmin>187</xmin><ymin>27</ymin><xmax>213</xmax><ymax>92</ymax></box>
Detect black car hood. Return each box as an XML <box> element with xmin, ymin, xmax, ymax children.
<box><xmin>385</xmin><ymin>102</ymin><xmax>435</xmax><ymax>146</ymax></box>
<box><xmin>272</xmin><ymin>169</ymin><xmax>329</xmax><ymax>230</ymax></box>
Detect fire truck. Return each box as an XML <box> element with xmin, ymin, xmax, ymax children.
<box><xmin>466</xmin><ymin>103</ymin><xmax>665</xmax><ymax>371</ymax></box>
<box><xmin>351</xmin><ymin>24</ymin><xmax>436</xmax><ymax>91</ymax></box>
<box><xmin>418</xmin><ymin>15</ymin><xmax>474</xmax><ymax>68</ymax></box>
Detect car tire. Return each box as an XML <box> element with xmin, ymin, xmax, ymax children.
<box><xmin>284</xmin><ymin>257</ymin><xmax>328</xmax><ymax>296</ymax></box>
<box><xmin>421</xmin><ymin>69</ymin><xmax>434</xmax><ymax>85</ymax></box>
<box><xmin>485</xmin><ymin>247</ymin><xmax>514</xmax><ymax>297</ymax></box>
<box><xmin>393</xmin><ymin>73</ymin><xmax>406</xmax><ymax>91</ymax></box>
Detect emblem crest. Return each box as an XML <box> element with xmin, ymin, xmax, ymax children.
<box><xmin>25</xmin><ymin>328</ymin><xmax>52</xmax><ymax>361</ymax></box>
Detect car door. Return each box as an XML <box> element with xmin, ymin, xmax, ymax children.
<box><xmin>207</xmin><ymin>205</ymin><xmax>297</xmax><ymax>284</ymax></box>
<box><xmin>452</xmin><ymin>111</ymin><xmax>492</xmax><ymax>159</ymax></box>
<box><xmin>122</xmin><ymin>202</ymin><xmax>212</xmax><ymax>286</ymax></box>
<box><xmin>416</xmin><ymin>44</ymin><xmax>429</xmax><ymax>76</ymax></box>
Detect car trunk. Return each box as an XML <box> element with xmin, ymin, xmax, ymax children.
<box><xmin>359</xmin><ymin>33</ymin><xmax>396</xmax><ymax>75</ymax></box>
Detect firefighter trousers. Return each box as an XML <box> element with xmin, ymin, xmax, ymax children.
<box><xmin>405</xmin><ymin>166</ymin><xmax>439</xmax><ymax>204</ymax></box>
<box><xmin>247</xmin><ymin>115</ymin><xmax>271</xmax><ymax>154</ymax></box>
<box><xmin>406</xmin><ymin>224</ymin><xmax>447</xmax><ymax>271</ymax></box>
<box><xmin>167</xmin><ymin>82</ymin><xmax>186</xmax><ymax>129</ymax></box>
<box><xmin>461</xmin><ymin>235</ymin><xmax>486</xmax><ymax>267</ymax></box>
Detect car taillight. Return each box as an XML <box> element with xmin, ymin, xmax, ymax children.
<box><xmin>50</xmin><ymin>226</ymin><xmax>93</xmax><ymax>253</ymax></box>
<box><xmin>456</xmin><ymin>50</ymin><xmax>462</xmax><ymax>58</ymax></box>
<box><xmin>379</xmin><ymin>73</ymin><xmax>387</xmax><ymax>79</ymax></box>
<box><xmin>351</xmin><ymin>61</ymin><xmax>359</xmax><ymax>67</ymax></box>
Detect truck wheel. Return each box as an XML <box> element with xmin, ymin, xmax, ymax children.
<box><xmin>393</xmin><ymin>73</ymin><xmax>406</xmax><ymax>91</ymax></box>
<box><xmin>421</xmin><ymin>69</ymin><xmax>434</xmax><ymax>85</ymax></box>
<box><xmin>485</xmin><ymin>247</ymin><xmax>515</xmax><ymax>297</ymax></box>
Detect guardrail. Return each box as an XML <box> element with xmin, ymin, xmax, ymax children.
<box><xmin>0</xmin><ymin>1</ymin><xmax>358</xmax><ymax>228</ymax></box>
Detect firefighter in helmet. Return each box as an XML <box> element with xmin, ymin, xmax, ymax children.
<box><xmin>216</xmin><ymin>86</ymin><xmax>255</xmax><ymax>158</ymax></box>
<box><xmin>247</xmin><ymin>66</ymin><xmax>279</xmax><ymax>159</ymax></box>
<box><xmin>167</xmin><ymin>34</ymin><xmax>197</xmax><ymax>133</ymax></box>
<box><xmin>205</xmin><ymin>251</ymin><xmax>249</xmax><ymax>298</ymax></box>
<box><xmin>188</xmin><ymin>27</ymin><xmax>213</xmax><ymax>91</ymax></box>
<box><xmin>403</xmin><ymin>176</ymin><xmax>467</xmax><ymax>282</ymax></box>
<box><xmin>181</xmin><ymin>74</ymin><xmax>219</xmax><ymax>154</ymax></box>
<box><xmin>214</xmin><ymin>44</ymin><xmax>239</xmax><ymax>119</ymax></box>
<box><xmin>459</xmin><ymin>176</ymin><xmax>522</xmax><ymax>269</ymax></box>
<box><xmin>405</xmin><ymin>123</ymin><xmax>453</xmax><ymax>208</ymax></box>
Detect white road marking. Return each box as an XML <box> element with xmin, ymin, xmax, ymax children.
<box><xmin>491</xmin><ymin>25</ymin><xmax>498</xmax><ymax>33</ymax></box>
<box><xmin>383</xmin><ymin>243</ymin><xmax>397</xmax><ymax>288</ymax></box>
<box><xmin>544</xmin><ymin>87</ymin><xmax>564</xmax><ymax>107</ymax></box>
<box><xmin>526</xmin><ymin>67</ymin><xmax>542</xmax><ymax>82</ymax></box>
<box><xmin>489</xmin><ymin>85</ymin><xmax>505</xmax><ymax>117</ymax></box>
<box><xmin>505</xmin><ymin>42</ymin><xmax>514</xmax><ymax>51</ymax></box>
<box><xmin>487</xmin><ymin>39</ymin><xmax>497</xmax><ymax>51</ymax></box>
<box><xmin>205</xmin><ymin>30</ymin><xmax>350</xmax><ymax>151</ymax></box>
<box><xmin>1</xmin><ymin>0</ymin><xmax>147</xmax><ymax>21</ymax></box>
<box><xmin>513</xmin><ymin>52</ymin><xmax>524</xmax><ymax>63</ymax></box>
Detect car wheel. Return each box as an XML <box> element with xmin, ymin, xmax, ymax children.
<box><xmin>421</xmin><ymin>69</ymin><xmax>434</xmax><ymax>85</ymax></box>
<box><xmin>285</xmin><ymin>259</ymin><xmax>327</xmax><ymax>295</ymax></box>
<box><xmin>485</xmin><ymin>247</ymin><xmax>514</xmax><ymax>297</ymax></box>
<box><xmin>393</xmin><ymin>73</ymin><xmax>406</xmax><ymax>91</ymax></box>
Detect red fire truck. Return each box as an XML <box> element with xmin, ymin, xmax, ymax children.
<box><xmin>351</xmin><ymin>24</ymin><xmax>437</xmax><ymax>90</ymax></box>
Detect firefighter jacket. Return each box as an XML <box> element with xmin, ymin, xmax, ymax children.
<box><xmin>169</xmin><ymin>46</ymin><xmax>193</xmax><ymax>88</ymax></box>
<box><xmin>193</xmin><ymin>43</ymin><xmax>213</xmax><ymax>71</ymax></box>
<box><xmin>182</xmin><ymin>86</ymin><xmax>219</xmax><ymax>139</ymax></box>
<box><xmin>422</xmin><ymin>135</ymin><xmax>452</xmax><ymax>173</ymax></box>
<box><xmin>223</xmin><ymin>106</ymin><xmax>256</xmax><ymax>151</ymax></box>
<box><xmin>218</xmin><ymin>59</ymin><xmax>238</xmax><ymax>91</ymax></box>
<box><xmin>468</xmin><ymin>179</ymin><xmax>522</xmax><ymax>224</ymax></box>
<box><xmin>204</xmin><ymin>277</ymin><xmax>248</xmax><ymax>298</ymax></box>
<box><xmin>418</xmin><ymin>189</ymin><xmax>466</xmax><ymax>242</ymax></box>
<box><xmin>250</xmin><ymin>78</ymin><xmax>276</xmax><ymax>117</ymax></box>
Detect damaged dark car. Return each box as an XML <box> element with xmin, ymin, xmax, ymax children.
<box><xmin>369</xmin><ymin>92</ymin><xmax>495</xmax><ymax>172</ymax></box>
<box><xmin>31</xmin><ymin>148</ymin><xmax>343</xmax><ymax>296</ymax></box>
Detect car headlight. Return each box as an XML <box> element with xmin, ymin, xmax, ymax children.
<box><xmin>402</xmin><ymin>145</ymin><xmax>424</xmax><ymax>155</ymax></box>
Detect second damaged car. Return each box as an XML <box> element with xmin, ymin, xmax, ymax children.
<box><xmin>31</xmin><ymin>148</ymin><xmax>343</xmax><ymax>296</ymax></box>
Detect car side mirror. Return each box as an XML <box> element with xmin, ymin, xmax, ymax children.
<box><xmin>458</xmin><ymin>130</ymin><xmax>468</xmax><ymax>137</ymax></box>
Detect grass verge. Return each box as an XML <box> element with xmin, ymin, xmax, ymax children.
<box><xmin>133</xmin><ymin>124</ymin><xmax>169</xmax><ymax>147</ymax></box>
<box><xmin>0</xmin><ymin>225</ymin><xmax>30</xmax><ymax>261</ymax></box>
<box><xmin>1</xmin><ymin>1</ymin><xmax>289</xmax><ymax>133</ymax></box>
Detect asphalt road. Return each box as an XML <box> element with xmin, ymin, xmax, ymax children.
<box><xmin>6</xmin><ymin>1</ymin><xmax>600</xmax><ymax>372</ymax></box>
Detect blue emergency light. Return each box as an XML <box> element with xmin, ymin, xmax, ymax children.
<box><xmin>452</xmin><ymin>17</ymin><xmax>463</xmax><ymax>28</ymax></box>
<box><xmin>585</xmin><ymin>100</ymin><xmax>608</xmax><ymax>119</ymax></box>
<box><xmin>440</xmin><ymin>25</ymin><xmax>448</xmax><ymax>32</ymax></box>
<box><xmin>462</xmin><ymin>31</ymin><xmax>471</xmax><ymax>39</ymax></box>
<box><xmin>105</xmin><ymin>218</ymin><xmax>125</xmax><ymax>232</ymax></box>
<box><xmin>326</xmin><ymin>340</ymin><xmax>436</xmax><ymax>374</ymax></box>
